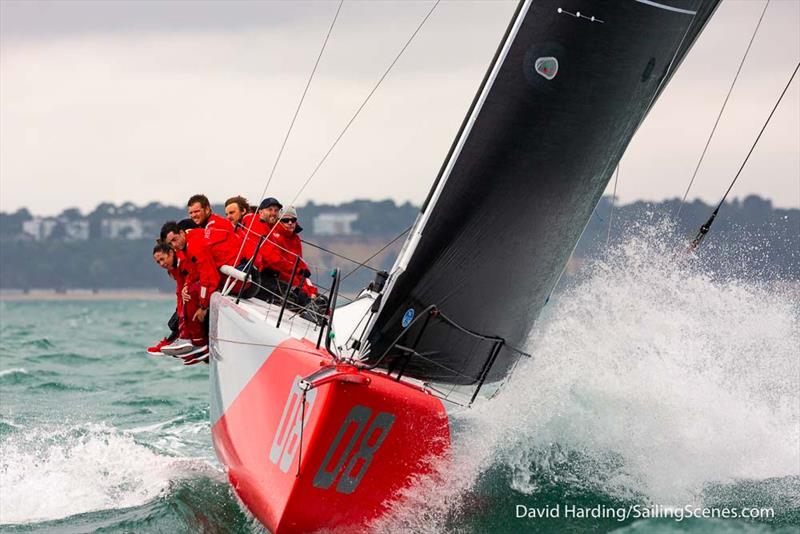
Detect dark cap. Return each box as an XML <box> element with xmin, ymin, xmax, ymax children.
<box><xmin>258</xmin><ymin>197</ymin><xmax>283</xmax><ymax>210</ymax></box>
<box><xmin>177</xmin><ymin>218</ymin><xmax>198</xmax><ymax>231</ymax></box>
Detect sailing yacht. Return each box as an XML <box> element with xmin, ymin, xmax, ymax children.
<box><xmin>209</xmin><ymin>0</ymin><xmax>721</xmax><ymax>531</ymax></box>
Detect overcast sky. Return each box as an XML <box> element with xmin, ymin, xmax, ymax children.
<box><xmin>1</xmin><ymin>0</ymin><xmax>798</xmax><ymax>216</ymax></box>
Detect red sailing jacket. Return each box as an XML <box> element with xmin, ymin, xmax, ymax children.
<box><xmin>166</xmin><ymin>252</ymin><xmax>184</xmax><ymax>315</ymax></box>
<box><xmin>168</xmin><ymin>250</ymin><xmax>188</xmax><ymax>295</ymax></box>
<box><xmin>265</xmin><ymin>223</ymin><xmax>292</xmax><ymax>272</ymax></box>
<box><xmin>235</xmin><ymin>213</ymin><xmax>262</xmax><ymax>263</ymax></box>
<box><xmin>184</xmin><ymin>229</ymin><xmax>221</xmax><ymax>308</ymax></box>
<box><xmin>175</xmin><ymin>247</ymin><xmax>199</xmax><ymax>288</ymax></box>
<box><xmin>169</xmin><ymin>249</ymin><xmax>206</xmax><ymax>340</ymax></box>
<box><xmin>182</xmin><ymin>213</ymin><xmax>244</xmax><ymax>307</ymax></box>
<box><xmin>203</xmin><ymin>212</ymin><xmax>234</xmax><ymax>233</ymax></box>
<box><xmin>280</xmin><ymin>228</ymin><xmax>317</xmax><ymax>296</ymax></box>
<box><xmin>247</xmin><ymin>218</ymin><xmax>290</xmax><ymax>273</ymax></box>
<box><xmin>203</xmin><ymin>221</ymin><xmax>242</xmax><ymax>272</ymax></box>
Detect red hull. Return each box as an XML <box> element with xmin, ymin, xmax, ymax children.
<box><xmin>211</xmin><ymin>337</ymin><xmax>450</xmax><ymax>533</ymax></box>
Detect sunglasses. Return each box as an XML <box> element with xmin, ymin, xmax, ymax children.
<box><xmin>280</xmin><ymin>218</ymin><xmax>297</xmax><ymax>223</ymax></box>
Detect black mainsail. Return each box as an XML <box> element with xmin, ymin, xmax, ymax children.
<box><xmin>363</xmin><ymin>0</ymin><xmax>720</xmax><ymax>387</ymax></box>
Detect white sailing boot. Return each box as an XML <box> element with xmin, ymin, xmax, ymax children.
<box><xmin>160</xmin><ymin>338</ymin><xmax>195</xmax><ymax>356</ymax></box>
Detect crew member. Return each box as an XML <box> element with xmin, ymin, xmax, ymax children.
<box><xmin>160</xmin><ymin>219</ymin><xmax>218</xmax><ymax>328</ymax></box>
<box><xmin>187</xmin><ymin>193</ymin><xmax>234</xmax><ymax>232</ymax></box>
<box><xmin>258</xmin><ymin>197</ymin><xmax>282</xmax><ymax>230</ymax></box>
<box><xmin>253</xmin><ymin>197</ymin><xmax>292</xmax><ymax>300</ymax></box>
<box><xmin>224</xmin><ymin>195</ymin><xmax>249</xmax><ymax>227</ymax></box>
<box><xmin>186</xmin><ymin>194</ymin><xmax>243</xmax><ymax>272</ymax></box>
<box><xmin>225</xmin><ymin>195</ymin><xmax>261</xmax><ymax>263</ymax></box>
<box><xmin>150</xmin><ymin>241</ymin><xmax>205</xmax><ymax>355</ymax></box>
<box><xmin>147</xmin><ymin>243</ymin><xmax>179</xmax><ymax>354</ymax></box>
<box><xmin>277</xmin><ymin>206</ymin><xmax>317</xmax><ymax>299</ymax></box>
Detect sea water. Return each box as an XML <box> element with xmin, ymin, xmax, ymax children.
<box><xmin>1</xmin><ymin>229</ymin><xmax>798</xmax><ymax>533</ymax></box>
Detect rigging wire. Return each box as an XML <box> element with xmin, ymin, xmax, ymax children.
<box><xmin>340</xmin><ymin>225</ymin><xmax>412</xmax><ymax>282</ymax></box>
<box><xmin>300</xmin><ymin>224</ymin><xmax>412</xmax><ymax>279</ymax></box>
<box><xmin>284</xmin><ymin>0</ymin><xmax>441</xmax><ymax>208</ymax></box>
<box><xmin>301</xmin><ymin>238</ymin><xmax>379</xmax><ymax>270</ymax></box>
<box><xmin>606</xmin><ymin>163</ymin><xmax>619</xmax><ymax>246</ymax></box>
<box><xmin>264</xmin><ymin>0</ymin><xmax>344</xmax><ymax>197</ymax></box>
<box><xmin>241</xmin><ymin>0</ymin><xmax>440</xmax><ymax>294</ymax></box>
<box><xmin>688</xmin><ymin>61</ymin><xmax>799</xmax><ymax>252</ymax></box>
<box><xmin>676</xmin><ymin>0</ymin><xmax>770</xmax><ymax>219</ymax></box>
<box><xmin>225</xmin><ymin>1</ymin><xmax>343</xmax><ymax>282</ymax></box>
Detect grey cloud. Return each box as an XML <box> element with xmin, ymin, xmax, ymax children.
<box><xmin>0</xmin><ymin>0</ymin><xmax>797</xmax><ymax>215</ymax></box>
<box><xmin>0</xmin><ymin>0</ymin><xmax>329</xmax><ymax>40</ymax></box>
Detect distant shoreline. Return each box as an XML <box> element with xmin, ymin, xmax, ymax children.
<box><xmin>0</xmin><ymin>289</ymin><xmax>173</xmax><ymax>301</ymax></box>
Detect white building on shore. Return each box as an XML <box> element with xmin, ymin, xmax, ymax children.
<box><xmin>313</xmin><ymin>213</ymin><xmax>358</xmax><ymax>236</ymax></box>
<box><xmin>100</xmin><ymin>218</ymin><xmax>144</xmax><ymax>239</ymax></box>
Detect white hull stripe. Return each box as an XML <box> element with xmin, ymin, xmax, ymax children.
<box><xmin>209</xmin><ymin>295</ymin><xmax>291</xmax><ymax>425</ymax></box>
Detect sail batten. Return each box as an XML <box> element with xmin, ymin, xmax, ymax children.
<box><xmin>364</xmin><ymin>0</ymin><xmax>721</xmax><ymax>386</ymax></box>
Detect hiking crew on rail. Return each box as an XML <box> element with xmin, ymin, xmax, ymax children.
<box><xmin>148</xmin><ymin>194</ymin><xmax>318</xmax><ymax>360</ymax></box>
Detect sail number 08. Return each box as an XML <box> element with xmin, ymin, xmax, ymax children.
<box><xmin>313</xmin><ymin>405</ymin><xmax>395</xmax><ymax>494</ymax></box>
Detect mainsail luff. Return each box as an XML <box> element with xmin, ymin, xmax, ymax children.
<box><xmin>365</xmin><ymin>0</ymin><xmax>721</xmax><ymax>385</ymax></box>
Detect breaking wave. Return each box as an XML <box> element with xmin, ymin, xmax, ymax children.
<box><xmin>0</xmin><ymin>368</ymin><xmax>33</xmax><ymax>386</ymax></box>
<box><xmin>0</xmin><ymin>423</ymin><xmax>212</xmax><ymax>525</ymax></box>
<box><xmin>0</xmin><ymin>367</ymin><xmax>28</xmax><ymax>378</ymax></box>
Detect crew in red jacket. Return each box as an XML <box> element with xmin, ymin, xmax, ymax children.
<box><xmin>188</xmin><ymin>193</ymin><xmax>233</xmax><ymax>230</ymax></box>
<box><xmin>151</xmin><ymin>241</ymin><xmax>205</xmax><ymax>353</ymax></box>
<box><xmin>148</xmin><ymin>243</ymin><xmax>180</xmax><ymax>354</ymax></box>
<box><xmin>252</xmin><ymin>197</ymin><xmax>293</xmax><ymax>299</ymax></box>
<box><xmin>225</xmin><ymin>195</ymin><xmax>263</xmax><ymax>266</ymax></box>
<box><xmin>158</xmin><ymin>219</ymin><xmax>221</xmax><ymax>362</ymax></box>
<box><xmin>224</xmin><ymin>195</ymin><xmax>249</xmax><ymax>227</ymax></box>
<box><xmin>277</xmin><ymin>206</ymin><xmax>317</xmax><ymax>298</ymax></box>
<box><xmin>158</xmin><ymin>220</ymin><xmax>211</xmax><ymax>354</ymax></box>
<box><xmin>186</xmin><ymin>193</ymin><xmax>246</xmax><ymax>284</ymax></box>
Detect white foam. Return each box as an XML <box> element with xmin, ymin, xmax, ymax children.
<box><xmin>126</xmin><ymin>417</ymin><xmax>212</xmax><ymax>460</ymax></box>
<box><xmin>126</xmin><ymin>415</ymin><xmax>185</xmax><ymax>435</ymax></box>
<box><xmin>0</xmin><ymin>423</ymin><xmax>209</xmax><ymax>524</ymax></box>
<box><xmin>0</xmin><ymin>368</ymin><xmax>28</xmax><ymax>378</ymax></box>
<box><xmin>0</xmin><ymin>419</ymin><xmax>24</xmax><ymax>430</ymax></box>
<box><xmin>487</xmin><ymin>227</ymin><xmax>800</xmax><ymax>503</ymax></box>
<box><xmin>375</xmin><ymin>225</ymin><xmax>800</xmax><ymax>531</ymax></box>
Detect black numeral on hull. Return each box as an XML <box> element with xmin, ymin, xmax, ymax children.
<box><xmin>313</xmin><ymin>405</ymin><xmax>395</xmax><ymax>494</ymax></box>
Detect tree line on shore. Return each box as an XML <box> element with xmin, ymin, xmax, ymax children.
<box><xmin>0</xmin><ymin>195</ymin><xmax>796</xmax><ymax>293</ymax></box>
